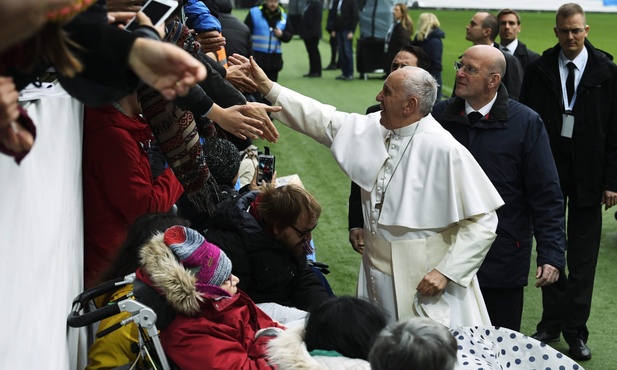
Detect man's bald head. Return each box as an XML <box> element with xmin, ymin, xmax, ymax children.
<box><xmin>455</xmin><ymin>45</ymin><xmax>504</xmax><ymax>109</ymax></box>
<box><xmin>465</xmin><ymin>45</ymin><xmax>506</xmax><ymax>77</ymax></box>
<box><xmin>466</xmin><ymin>12</ymin><xmax>499</xmax><ymax>45</ymax></box>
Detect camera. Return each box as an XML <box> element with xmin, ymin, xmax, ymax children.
<box><xmin>258</xmin><ymin>147</ymin><xmax>275</xmax><ymax>184</ymax></box>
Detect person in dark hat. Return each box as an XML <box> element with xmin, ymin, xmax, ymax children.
<box><xmin>176</xmin><ymin>137</ymin><xmax>243</xmax><ymax>233</ymax></box>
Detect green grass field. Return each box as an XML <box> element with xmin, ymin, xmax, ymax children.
<box><xmin>233</xmin><ymin>7</ymin><xmax>617</xmax><ymax>368</ymax></box>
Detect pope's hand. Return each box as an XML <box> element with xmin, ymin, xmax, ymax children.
<box><xmin>416</xmin><ymin>269</ymin><xmax>449</xmax><ymax>297</ymax></box>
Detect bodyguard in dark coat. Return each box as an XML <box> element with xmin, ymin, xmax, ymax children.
<box><xmin>299</xmin><ymin>0</ymin><xmax>323</xmax><ymax>77</ymax></box>
<box><xmin>497</xmin><ymin>8</ymin><xmax>539</xmax><ymax>71</ymax></box>
<box><xmin>205</xmin><ymin>187</ymin><xmax>330</xmax><ymax>311</ymax></box>
<box><xmin>433</xmin><ymin>45</ymin><xmax>566</xmax><ymax>332</ymax></box>
<box><xmin>519</xmin><ymin>3</ymin><xmax>617</xmax><ymax>361</ymax></box>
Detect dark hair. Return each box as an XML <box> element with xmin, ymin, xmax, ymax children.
<box><xmin>304</xmin><ymin>296</ymin><xmax>388</xmax><ymax>360</ymax></box>
<box><xmin>497</xmin><ymin>8</ymin><xmax>521</xmax><ymax>24</ymax></box>
<box><xmin>98</xmin><ymin>213</ymin><xmax>191</xmax><ymax>284</ymax></box>
<box><xmin>482</xmin><ymin>13</ymin><xmax>500</xmax><ymax>41</ymax></box>
<box><xmin>398</xmin><ymin>45</ymin><xmax>431</xmax><ymax>72</ymax></box>
<box><xmin>368</xmin><ymin>317</ymin><xmax>457</xmax><ymax>370</ymax></box>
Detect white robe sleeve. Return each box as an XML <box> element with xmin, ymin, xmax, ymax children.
<box><xmin>435</xmin><ymin>211</ymin><xmax>498</xmax><ymax>287</ymax></box>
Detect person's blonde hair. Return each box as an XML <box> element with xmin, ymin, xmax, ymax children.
<box><xmin>414</xmin><ymin>13</ymin><xmax>440</xmax><ymax>42</ymax></box>
<box><xmin>394</xmin><ymin>3</ymin><xmax>414</xmax><ymax>33</ymax></box>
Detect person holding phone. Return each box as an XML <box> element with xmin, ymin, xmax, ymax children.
<box><xmin>205</xmin><ymin>184</ymin><xmax>331</xmax><ymax>322</ymax></box>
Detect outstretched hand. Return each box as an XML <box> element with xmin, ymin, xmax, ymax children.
<box><xmin>243</xmin><ymin>102</ymin><xmax>280</xmax><ymax>142</ymax></box>
<box><xmin>225</xmin><ymin>64</ymin><xmax>258</xmax><ymax>93</ymax></box>
<box><xmin>207</xmin><ymin>103</ymin><xmax>279</xmax><ymax>142</ymax></box>
<box><xmin>228</xmin><ymin>54</ymin><xmax>273</xmax><ymax>96</ymax></box>
<box><xmin>194</xmin><ymin>30</ymin><xmax>226</xmax><ymax>54</ymax></box>
<box><xmin>128</xmin><ymin>38</ymin><xmax>207</xmax><ymax>100</ymax></box>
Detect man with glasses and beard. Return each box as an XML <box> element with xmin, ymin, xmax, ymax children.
<box><xmin>205</xmin><ymin>184</ymin><xmax>330</xmax><ymax>322</ymax></box>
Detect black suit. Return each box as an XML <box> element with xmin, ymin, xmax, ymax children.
<box><xmin>510</xmin><ymin>40</ymin><xmax>540</xmax><ymax>71</ymax></box>
<box><xmin>520</xmin><ymin>40</ymin><xmax>617</xmax><ymax>343</ymax></box>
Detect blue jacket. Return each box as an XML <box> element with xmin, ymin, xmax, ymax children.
<box><xmin>184</xmin><ymin>0</ymin><xmax>222</xmax><ymax>34</ymax></box>
<box><xmin>247</xmin><ymin>5</ymin><xmax>288</xmax><ymax>54</ymax></box>
<box><xmin>433</xmin><ymin>85</ymin><xmax>566</xmax><ymax>288</ymax></box>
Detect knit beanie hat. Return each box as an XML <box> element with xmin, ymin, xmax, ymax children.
<box><xmin>46</xmin><ymin>0</ymin><xmax>96</xmax><ymax>23</ymax></box>
<box><xmin>163</xmin><ymin>225</ymin><xmax>232</xmax><ymax>295</ymax></box>
<box><xmin>203</xmin><ymin>137</ymin><xmax>242</xmax><ymax>187</ymax></box>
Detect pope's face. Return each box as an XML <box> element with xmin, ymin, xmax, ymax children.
<box><xmin>376</xmin><ymin>72</ymin><xmax>408</xmax><ymax>130</ymax></box>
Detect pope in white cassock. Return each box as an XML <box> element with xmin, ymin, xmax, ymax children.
<box><xmin>246</xmin><ymin>57</ymin><xmax>504</xmax><ymax>327</ymax></box>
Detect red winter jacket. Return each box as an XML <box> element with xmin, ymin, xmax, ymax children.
<box><xmin>83</xmin><ymin>105</ymin><xmax>183</xmax><ymax>287</ymax></box>
<box><xmin>160</xmin><ymin>290</ymin><xmax>280</xmax><ymax>370</ymax></box>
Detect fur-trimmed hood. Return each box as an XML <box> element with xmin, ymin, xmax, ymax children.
<box><xmin>267</xmin><ymin>324</ymin><xmax>371</xmax><ymax>370</ymax></box>
<box><xmin>139</xmin><ymin>232</ymin><xmax>215</xmax><ymax>316</ymax></box>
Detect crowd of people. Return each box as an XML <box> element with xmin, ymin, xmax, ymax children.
<box><xmin>2</xmin><ymin>0</ymin><xmax>615</xmax><ymax>368</ymax></box>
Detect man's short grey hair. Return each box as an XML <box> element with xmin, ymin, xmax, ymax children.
<box><xmin>368</xmin><ymin>317</ymin><xmax>458</xmax><ymax>370</ymax></box>
<box><xmin>400</xmin><ymin>66</ymin><xmax>438</xmax><ymax>116</ymax></box>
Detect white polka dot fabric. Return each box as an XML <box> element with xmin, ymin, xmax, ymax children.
<box><xmin>450</xmin><ymin>326</ymin><xmax>584</xmax><ymax>370</ymax></box>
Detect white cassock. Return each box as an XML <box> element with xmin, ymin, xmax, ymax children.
<box><xmin>266</xmin><ymin>83</ymin><xmax>504</xmax><ymax>327</ymax></box>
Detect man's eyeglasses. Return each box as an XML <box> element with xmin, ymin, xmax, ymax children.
<box><xmin>454</xmin><ymin>61</ymin><xmax>480</xmax><ymax>75</ymax></box>
<box><xmin>290</xmin><ymin>223</ymin><xmax>318</xmax><ymax>238</ymax></box>
<box><xmin>556</xmin><ymin>28</ymin><xmax>585</xmax><ymax>36</ymax></box>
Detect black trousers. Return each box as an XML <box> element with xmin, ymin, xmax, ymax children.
<box><xmin>537</xmin><ymin>199</ymin><xmax>602</xmax><ymax>343</ymax></box>
<box><xmin>328</xmin><ymin>34</ymin><xmax>338</xmax><ymax>66</ymax></box>
<box><xmin>481</xmin><ymin>287</ymin><xmax>524</xmax><ymax>331</ymax></box>
<box><xmin>303</xmin><ymin>38</ymin><xmax>322</xmax><ymax>75</ymax></box>
<box><xmin>537</xmin><ymin>155</ymin><xmax>603</xmax><ymax>343</ymax></box>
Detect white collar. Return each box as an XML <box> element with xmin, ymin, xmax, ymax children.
<box><xmin>464</xmin><ymin>92</ymin><xmax>498</xmax><ymax>117</ymax></box>
<box><xmin>559</xmin><ymin>46</ymin><xmax>588</xmax><ymax>71</ymax></box>
<box><xmin>502</xmin><ymin>39</ymin><xmax>519</xmax><ymax>54</ymax></box>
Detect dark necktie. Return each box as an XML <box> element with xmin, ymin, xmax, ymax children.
<box><xmin>467</xmin><ymin>111</ymin><xmax>483</xmax><ymax>124</ymax></box>
<box><xmin>566</xmin><ymin>62</ymin><xmax>576</xmax><ymax>105</ymax></box>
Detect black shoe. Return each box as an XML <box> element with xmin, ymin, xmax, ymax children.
<box><xmin>323</xmin><ymin>64</ymin><xmax>338</xmax><ymax>71</ymax></box>
<box><xmin>303</xmin><ymin>73</ymin><xmax>321</xmax><ymax>78</ymax></box>
<box><xmin>531</xmin><ymin>331</ymin><xmax>560</xmax><ymax>343</ymax></box>
<box><xmin>567</xmin><ymin>338</ymin><xmax>592</xmax><ymax>361</ymax></box>
<box><xmin>335</xmin><ymin>75</ymin><xmax>354</xmax><ymax>81</ymax></box>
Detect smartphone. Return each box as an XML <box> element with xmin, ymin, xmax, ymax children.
<box><xmin>258</xmin><ymin>148</ymin><xmax>275</xmax><ymax>184</ymax></box>
<box><xmin>125</xmin><ymin>0</ymin><xmax>178</xmax><ymax>32</ymax></box>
